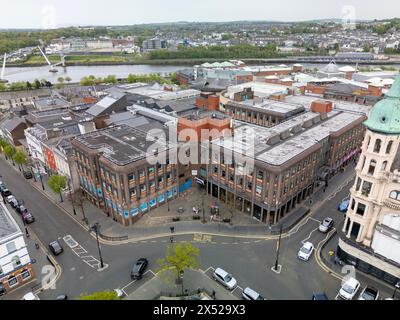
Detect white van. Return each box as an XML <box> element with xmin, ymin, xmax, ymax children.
<box><xmin>242</xmin><ymin>287</ymin><xmax>264</xmax><ymax>300</ymax></box>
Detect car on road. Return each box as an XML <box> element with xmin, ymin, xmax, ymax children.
<box><xmin>130</xmin><ymin>258</ymin><xmax>148</xmax><ymax>280</ymax></box>
<box><xmin>242</xmin><ymin>287</ymin><xmax>264</xmax><ymax>300</ymax></box>
<box><xmin>212</xmin><ymin>267</ymin><xmax>237</xmax><ymax>290</ymax></box>
<box><xmin>22</xmin><ymin>211</ymin><xmax>35</xmax><ymax>224</ymax></box>
<box><xmin>358</xmin><ymin>286</ymin><xmax>379</xmax><ymax>300</ymax></box>
<box><xmin>338</xmin><ymin>197</ymin><xmax>350</xmax><ymax>213</ymax></box>
<box><xmin>23</xmin><ymin>171</ymin><xmax>33</xmax><ymax>179</ymax></box>
<box><xmin>55</xmin><ymin>294</ymin><xmax>68</xmax><ymax>300</ymax></box>
<box><xmin>318</xmin><ymin>218</ymin><xmax>334</xmax><ymax>233</ymax></box>
<box><xmin>298</xmin><ymin>242</ymin><xmax>314</xmax><ymax>261</ymax></box>
<box><xmin>0</xmin><ymin>283</ymin><xmax>5</xmax><ymax>296</ymax></box>
<box><xmin>2</xmin><ymin>188</ymin><xmax>12</xmax><ymax>198</ymax></box>
<box><xmin>49</xmin><ymin>241</ymin><xmax>64</xmax><ymax>256</ymax></box>
<box><xmin>338</xmin><ymin>277</ymin><xmax>360</xmax><ymax>300</ymax></box>
<box><xmin>312</xmin><ymin>292</ymin><xmax>329</xmax><ymax>300</ymax></box>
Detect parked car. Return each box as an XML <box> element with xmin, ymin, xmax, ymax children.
<box><xmin>338</xmin><ymin>277</ymin><xmax>360</xmax><ymax>300</ymax></box>
<box><xmin>338</xmin><ymin>197</ymin><xmax>350</xmax><ymax>212</ymax></box>
<box><xmin>49</xmin><ymin>241</ymin><xmax>64</xmax><ymax>256</ymax></box>
<box><xmin>319</xmin><ymin>218</ymin><xmax>334</xmax><ymax>233</ymax></box>
<box><xmin>16</xmin><ymin>204</ymin><xmax>28</xmax><ymax>214</ymax></box>
<box><xmin>212</xmin><ymin>267</ymin><xmax>237</xmax><ymax>290</ymax></box>
<box><xmin>0</xmin><ymin>283</ymin><xmax>5</xmax><ymax>296</ymax></box>
<box><xmin>358</xmin><ymin>286</ymin><xmax>379</xmax><ymax>300</ymax></box>
<box><xmin>298</xmin><ymin>242</ymin><xmax>314</xmax><ymax>261</ymax></box>
<box><xmin>130</xmin><ymin>258</ymin><xmax>148</xmax><ymax>280</ymax></box>
<box><xmin>55</xmin><ymin>294</ymin><xmax>68</xmax><ymax>300</ymax></box>
<box><xmin>22</xmin><ymin>211</ymin><xmax>35</xmax><ymax>224</ymax></box>
<box><xmin>22</xmin><ymin>292</ymin><xmax>40</xmax><ymax>300</ymax></box>
<box><xmin>6</xmin><ymin>195</ymin><xmax>18</xmax><ymax>208</ymax></box>
<box><xmin>242</xmin><ymin>287</ymin><xmax>264</xmax><ymax>300</ymax></box>
<box><xmin>23</xmin><ymin>171</ymin><xmax>33</xmax><ymax>179</ymax></box>
<box><xmin>312</xmin><ymin>292</ymin><xmax>328</xmax><ymax>300</ymax></box>
<box><xmin>2</xmin><ymin>188</ymin><xmax>12</xmax><ymax>197</ymax></box>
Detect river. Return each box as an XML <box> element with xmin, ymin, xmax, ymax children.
<box><xmin>2</xmin><ymin>62</ymin><xmax>399</xmax><ymax>83</ymax></box>
<box><xmin>2</xmin><ymin>65</ymin><xmax>186</xmax><ymax>83</ymax></box>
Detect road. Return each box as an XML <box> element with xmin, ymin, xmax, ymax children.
<box><xmin>0</xmin><ymin>157</ymin><xmax>395</xmax><ymax>300</ymax></box>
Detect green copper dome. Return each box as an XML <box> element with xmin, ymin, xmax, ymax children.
<box><xmin>364</xmin><ymin>73</ymin><xmax>400</xmax><ymax>135</ymax></box>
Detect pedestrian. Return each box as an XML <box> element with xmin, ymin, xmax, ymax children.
<box><xmin>170</xmin><ymin>236</ymin><xmax>173</xmax><ymax>244</ymax></box>
<box><xmin>212</xmin><ymin>290</ymin><xmax>216</xmax><ymax>299</ymax></box>
<box><xmin>323</xmin><ymin>187</ymin><xmax>326</xmax><ymax>193</ymax></box>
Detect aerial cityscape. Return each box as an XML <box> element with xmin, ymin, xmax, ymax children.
<box><xmin>1</xmin><ymin>0</ymin><xmax>400</xmax><ymax>308</ymax></box>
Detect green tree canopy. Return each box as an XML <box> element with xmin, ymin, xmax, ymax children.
<box><xmin>103</xmin><ymin>75</ymin><xmax>117</xmax><ymax>84</ymax></box>
<box><xmin>77</xmin><ymin>291</ymin><xmax>120</xmax><ymax>300</ymax></box>
<box><xmin>48</xmin><ymin>175</ymin><xmax>67</xmax><ymax>201</ymax></box>
<box><xmin>157</xmin><ymin>242</ymin><xmax>200</xmax><ymax>281</ymax></box>
<box><xmin>3</xmin><ymin>144</ymin><xmax>15</xmax><ymax>158</ymax></box>
<box><xmin>12</xmin><ymin>150</ymin><xmax>28</xmax><ymax>169</ymax></box>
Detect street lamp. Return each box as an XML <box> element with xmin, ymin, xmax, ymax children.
<box><xmin>180</xmin><ymin>270</ymin><xmax>184</xmax><ymax>296</ymax></box>
<box><xmin>273</xmin><ymin>223</ymin><xmax>283</xmax><ymax>272</ymax></box>
<box><xmin>68</xmin><ymin>179</ymin><xmax>77</xmax><ymax>216</ymax></box>
<box><xmin>35</xmin><ymin>162</ymin><xmax>45</xmax><ymax>191</ymax></box>
<box><xmin>392</xmin><ymin>281</ymin><xmax>400</xmax><ymax>299</ymax></box>
<box><xmin>90</xmin><ymin>223</ymin><xmax>104</xmax><ymax>269</ymax></box>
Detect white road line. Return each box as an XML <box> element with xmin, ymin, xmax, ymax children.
<box><xmin>301</xmin><ymin>227</ymin><xmax>319</xmax><ymax>244</ymax></box>
<box><xmin>309</xmin><ymin>217</ymin><xmax>321</xmax><ymax>223</ymax></box>
<box><xmin>316</xmin><ymin>228</ymin><xmax>336</xmax><ymax>251</ymax></box>
<box><xmin>121</xmin><ymin>279</ymin><xmax>137</xmax><ymax>291</ymax></box>
<box><xmin>121</xmin><ymin>289</ymin><xmax>128</xmax><ymax>296</ymax></box>
<box><xmin>203</xmin><ymin>266</ymin><xmax>215</xmax><ymax>274</ymax></box>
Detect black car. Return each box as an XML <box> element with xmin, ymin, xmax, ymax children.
<box><xmin>2</xmin><ymin>189</ymin><xmax>12</xmax><ymax>197</ymax></box>
<box><xmin>49</xmin><ymin>241</ymin><xmax>64</xmax><ymax>256</ymax></box>
<box><xmin>131</xmin><ymin>258</ymin><xmax>148</xmax><ymax>280</ymax></box>
<box><xmin>23</xmin><ymin>171</ymin><xmax>33</xmax><ymax>179</ymax></box>
<box><xmin>0</xmin><ymin>283</ymin><xmax>5</xmax><ymax>296</ymax></box>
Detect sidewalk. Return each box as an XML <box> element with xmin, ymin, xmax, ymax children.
<box><xmin>5</xmin><ymin>154</ymin><xmax>356</xmax><ymax>241</ymax></box>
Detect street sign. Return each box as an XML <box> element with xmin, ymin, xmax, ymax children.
<box><xmin>192</xmin><ymin>170</ymin><xmax>198</xmax><ymax>176</ymax></box>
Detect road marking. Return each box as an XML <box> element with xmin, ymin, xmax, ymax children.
<box><xmin>301</xmin><ymin>227</ymin><xmax>319</xmax><ymax>244</ymax></box>
<box><xmin>316</xmin><ymin>228</ymin><xmax>336</xmax><ymax>251</ymax></box>
<box><xmin>202</xmin><ymin>266</ymin><xmax>215</xmax><ymax>274</ymax></box>
<box><xmin>193</xmin><ymin>233</ymin><xmax>213</xmax><ymax>243</ymax></box>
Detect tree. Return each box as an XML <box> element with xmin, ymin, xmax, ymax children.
<box><xmin>103</xmin><ymin>75</ymin><xmax>117</xmax><ymax>84</ymax></box>
<box><xmin>48</xmin><ymin>174</ymin><xmax>67</xmax><ymax>202</ymax></box>
<box><xmin>34</xmin><ymin>79</ymin><xmax>41</xmax><ymax>89</ymax></box>
<box><xmin>77</xmin><ymin>291</ymin><xmax>120</xmax><ymax>300</ymax></box>
<box><xmin>64</xmin><ymin>76</ymin><xmax>72</xmax><ymax>83</ymax></box>
<box><xmin>157</xmin><ymin>242</ymin><xmax>200</xmax><ymax>284</ymax></box>
<box><xmin>12</xmin><ymin>150</ymin><xmax>27</xmax><ymax>171</ymax></box>
<box><xmin>3</xmin><ymin>144</ymin><xmax>15</xmax><ymax>163</ymax></box>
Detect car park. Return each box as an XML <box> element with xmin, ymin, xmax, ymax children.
<box><xmin>130</xmin><ymin>258</ymin><xmax>148</xmax><ymax>280</ymax></box>
<box><xmin>49</xmin><ymin>241</ymin><xmax>64</xmax><ymax>256</ymax></box>
<box><xmin>23</xmin><ymin>171</ymin><xmax>33</xmax><ymax>179</ymax></box>
<box><xmin>22</xmin><ymin>211</ymin><xmax>35</xmax><ymax>224</ymax></box>
<box><xmin>338</xmin><ymin>277</ymin><xmax>360</xmax><ymax>300</ymax></box>
<box><xmin>338</xmin><ymin>197</ymin><xmax>350</xmax><ymax>212</ymax></box>
<box><xmin>318</xmin><ymin>218</ymin><xmax>334</xmax><ymax>233</ymax></box>
<box><xmin>212</xmin><ymin>267</ymin><xmax>237</xmax><ymax>290</ymax></box>
<box><xmin>358</xmin><ymin>286</ymin><xmax>379</xmax><ymax>300</ymax></box>
<box><xmin>298</xmin><ymin>242</ymin><xmax>314</xmax><ymax>261</ymax></box>
<box><xmin>242</xmin><ymin>287</ymin><xmax>264</xmax><ymax>300</ymax></box>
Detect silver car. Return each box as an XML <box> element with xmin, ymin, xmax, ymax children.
<box><xmin>319</xmin><ymin>218</ymin><xmax>334</xmax><ymax>233</ymax></box>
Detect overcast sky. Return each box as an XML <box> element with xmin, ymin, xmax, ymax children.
<box><xmin>1</xmin><ymin>0</ymin><xmax>399</xmax><ymax>29</ymax></box>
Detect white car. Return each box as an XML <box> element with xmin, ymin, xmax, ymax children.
<box><xmin>22</xmin><ymin>292</ymin><xmax>40</xmax><ymax>300</ymax></box>
<box><xmin>212</xmin><ymin>267</ymin><xmax>237</xmax><ymax>290</ymax></box>
<box><xmin>318</xmin><ymin>218</ymin><xmax>334</xmax><ymax>233</ymax></box>
<box><xmin>338</xmin><ymin>277</ymin><xmax>360</xmax><ymax>300</ymax></box>
<box><xmin>298</xmin><ymin>242</ymin><xmax>314</xmax><ymax>261</ymax></box>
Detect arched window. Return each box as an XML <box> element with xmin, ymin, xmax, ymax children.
<box><xmin>382</xmin><ymin>161</ymin><xmax>388</xmax><ymax>171</ymax></box>
<box><xmin>374</xmin><ymin>139</ymin><xmax>382</xmax><ymax>153</ymax></box>
<box><xmin>11</xmin><ymin>256</ymin><xmax>21</xmax><ymax>269</ymax></box>
<box><xmin>389</xmin><ymin>191</ymin><xmax>400</xmax><ymax>201</ymax></box>
<box><xmin>368</xmin><ymin>159</ymin><xmax>377</xmax><ymax>175</ymax></box>
<box><xmin>386</xmin><ymin>141</ymin><xmax>393</xmax><ymax>154</ymax></box>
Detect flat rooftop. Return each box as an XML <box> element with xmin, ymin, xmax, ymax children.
<box><xmin>284</xmin><ymin>94</ymin><xmax>372</xmax><ymax>116</ymax></box>
<box><xmin>213</xmin><ymin>109</ymin><xmax>364</xmax><ymax>167</ymax></box>
<box><xmin>225</xmin><ymin>81</ymin><xmax>291</xmax><ymax>99</ymax></box>
<box><xmin>0</xmin><ymin>203</ymin><xmax>20</xmax><ymax>243</ymax></box>
<box><xmin>74</xmin><ymin>125</ymin><xmax>174</xmax><ymax>166</ymax></box>
<box><xmin>229</xmin><ymin>99</ymin><xmax>305</xmax><ymax>117</ymax></box>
